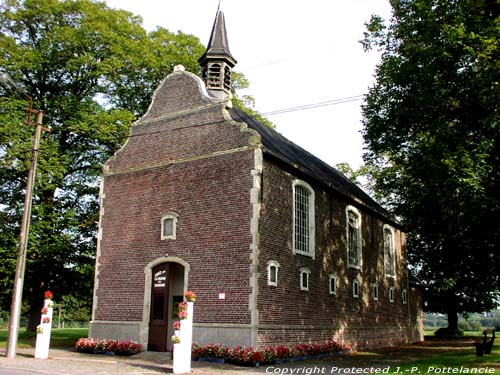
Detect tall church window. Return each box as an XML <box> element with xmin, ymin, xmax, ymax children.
<box><xmin>293</xmin><ymin>180</ymin><xmax>315</xmax><ymax>258</ymax></box>
<box><xmin>346</xmin><ymin>206</ymin><xmax>362</xmax><ymax>269</ymax></box>
<box><xmin>384</xmin><ymin>225</ymin><xmax>396</xmax><ymax>278</ymax></box>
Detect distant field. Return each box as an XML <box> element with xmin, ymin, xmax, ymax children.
<box><xmin>0</xmin><ymin>328</ymin><xmax>88</xmax><ymax>348</ymax></box>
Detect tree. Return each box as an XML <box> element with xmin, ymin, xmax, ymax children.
<box><xmin>362</xmin><ymin>0</ymin><xmax>500</xmax><ymax>333</ymax></box>
<box><xmin>0</xmin><ymin>0</ymin><xmax>205</xmax><ymax>330</ymax></box>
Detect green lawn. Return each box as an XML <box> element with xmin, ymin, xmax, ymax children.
<box><xmin>383</xmin><ymin>337</ymin><xmax>500</xmax><ymax>374</ymax></box>
<box><xmin>0</xmin><ymin>328</ymin><xmax>88</xmax><ymax>349</ymax></box>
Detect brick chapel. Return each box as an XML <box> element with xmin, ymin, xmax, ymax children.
<box><xmin>89</xmin><ymin>10</ymin><xmax>423</xmax><ymax>352</ymax></box>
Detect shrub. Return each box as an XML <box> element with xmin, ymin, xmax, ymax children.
<box><xmin>75</xmin><ymin>337</ymin><xmax>143</xmax><ymax>356</ymax></box>
<box><xmin>192</xmin><ymin>339</ymin><xmax>350</xmax><ymax>366</ymax></box>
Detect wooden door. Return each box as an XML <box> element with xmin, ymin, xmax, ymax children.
<box><xmin>148</xmin><ymin>263</ymin><xmax>170</xmax><ymax>351</ymax></box>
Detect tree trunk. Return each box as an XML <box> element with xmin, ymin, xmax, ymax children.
<box><xmin>447</xmin><ymin>308</ymin><xmax>459</xmax><ymax>334</ymax></box>
<box><xmin>27</xmin><ymin>305</ymin><xmax>40</xmax><ymax>333</ymax></box>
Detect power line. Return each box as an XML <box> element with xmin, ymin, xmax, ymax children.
<box><xmin>262</xmin><ymin>95</ymin><xmax>364</xmax><ymax>116</ymax></box>
<box><xmin>15</xmin><ymin>94</ymin><xmax>367</xmax><ymax>152</ymax></box>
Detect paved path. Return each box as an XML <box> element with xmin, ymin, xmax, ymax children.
<box><xmin>0</xmin><ymin>346</ymin><xmax>410</xmax><ymax>375</ymax></box>
<box><xmin>0</xmin><ymin>348</ymin><xmax>263</xmax><ymax>375</ymax></box>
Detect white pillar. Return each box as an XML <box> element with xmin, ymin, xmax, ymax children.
<box><xmin>35</xmin><ymin>298</ymin><xmax>53</xmax><ymax>359</ymax></box>
<box><xmin>173</xmin><ymin>301</ymin><xmax>193</xmax><ymax>374</ymax></box>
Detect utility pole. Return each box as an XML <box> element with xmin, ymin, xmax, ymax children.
<box><xmin>1</xmin><ymin>72</ymin><xmax>49</xmax><ymax>358</ymax></box>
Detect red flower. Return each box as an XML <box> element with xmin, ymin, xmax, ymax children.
<box><xmin>41</xmin><ymin>307</ymin><xmax>49</xmax><ymax>315</ymax></box>
<box><xmin>184</xmin><ymin>290</ymin><xmax>197</xmax><ymax>302</ymax></box>
<box><xmin>42</xmin><ymin>317</ymin><xmax>51</xmax><ymax>324</ymax></box>
<box><xmin>44</xmin><ymin>290</ymin><xmax>53</xmax><ymax>300</ymax></box>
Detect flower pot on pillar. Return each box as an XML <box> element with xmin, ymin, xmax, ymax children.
<box><xmin>173</xmin><ymin>292</ymin><xmax>195</xmax><ymax>374</ymax></box>
<box><xmin>35</xmin><ymin>291</ymin><xmax>54</xmax><ymax>359</ymax></box>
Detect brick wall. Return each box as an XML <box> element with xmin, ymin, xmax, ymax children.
<box><xmin>257</xmin><ymin>158</ymin><xmax>422</xmax><ymax>349</ymax></box>
<box><xmin>95</xmin><ymin>151</ymin><xmax>255</xmax><ymax>324</ymax></box>
<box><xmin>93</xmin><ymin>70</ymin><xmax>259</xmax><ymax>332</ymax></box>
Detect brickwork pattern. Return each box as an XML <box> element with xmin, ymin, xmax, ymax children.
<box><xmin>257</xmin><ymin>159</ymin><xmax>421</xmax><ymax>349</ymax></box>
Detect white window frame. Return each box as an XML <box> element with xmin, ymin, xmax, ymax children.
<box><xmin>402</xmin><ymin>289</ymin><xmax>408</xmax><ymax>305</ymax></box>
<box><xmin>389</xmin><ymin>286</ymin><xmax>395</xmax><ymax>303</ymax></box>
<box><xmin>371</xmin><ymin>283</ymin><xmax>379</xmax><ymax>301</ymax></box>
<box><xmin>329</xmin><ymin>274</ymin><xmax>337</xmax><ymax>295</ymax></box>
<box><xmin>352</xmin><ymin>279</ymin><xmax>359</xmax><ymax>298</ymax></box>
<box><xmin>299</xmin><ymin>267</ymin><xmax>311</xmax><ymax>291</ymax></box>
<box><xmin>161</xmin><ymin>212</ymin><xmax>178</xmax><ymax>240</ymax></box>
<box><xmin>267</xmin><ymin>260</ymin><xmax>280</xmax><ymax>287</ymax></box>
<box><xmin>292</xmin><ymin>180</ymin><xmax>315</xmax><ymax>259</ymax></box>
<box><xmin>346</xmin><ymin>205</ymin><xmax>362</xmax><ymax>269</ymax></box>
<box><xmin>383</xmin><ymin>224</ymin><xmax>396</xmax><ymax>279</ymax></box>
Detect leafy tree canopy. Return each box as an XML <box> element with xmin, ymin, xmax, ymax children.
<box><xmin>362</xmin><ymin>0</ymin><xmax>500</xmax><ymax>330</ymax></box>
<box><xmin>1</xmin><ymin>0</ymin><xmax>249</xmax><ymax>328</ymax></box>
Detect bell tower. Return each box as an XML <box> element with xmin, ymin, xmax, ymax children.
<box><xmin>198</xmin><ymin>10</ymin><xmax>237</xmax><ymax>99</ymax></box>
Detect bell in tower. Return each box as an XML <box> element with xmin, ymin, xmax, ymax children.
<box><xmin>198</xmin><ymin>10</ymin><xmax>237</xmax><ymax>99</ymax></box>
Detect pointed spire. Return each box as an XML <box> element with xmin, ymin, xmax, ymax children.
<box><xmin>199</xmin><ymin>10</ymin><xmax>237</xmax><ymax>98</ymax></box>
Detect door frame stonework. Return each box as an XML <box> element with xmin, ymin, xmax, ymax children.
<box><xmin>140</xmin><ymin>256</ymin><xmax>190</xmax><ymax>348</ymax></box>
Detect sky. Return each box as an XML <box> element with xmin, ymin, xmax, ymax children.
<box><xmin>104</xmin><ymin>0</ymin><xmax>392</xmax><ymax>169</ymax></box>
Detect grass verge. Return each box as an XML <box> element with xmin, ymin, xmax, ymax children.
<box><xmin>0</xmin><ymin>328</ymin><xmax>88</xmax><ymax>349</ymax></box>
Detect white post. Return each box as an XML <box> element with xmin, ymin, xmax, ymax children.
<box><xmin>35</xmin><ymin>297</ymin><xmax>54</xmax><ymax>359</ymax></box>
<box><xmin>173</xmin><ymin>301</ymin><xmax>194</xmax><ymax>374</ymax></box>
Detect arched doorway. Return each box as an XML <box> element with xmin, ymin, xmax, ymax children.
<box><xmin>147</xmin><ymin>262</ymin><xmax>185</xmax><ymax>351</ymax></box>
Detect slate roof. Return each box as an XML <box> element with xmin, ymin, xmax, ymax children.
<box><xmin>198</xmin><ymin>11</ymin><xmax>237</xmax><ymax>66</ymax></box>
<box><xmin>228</xmin><ymin>107</ymin><xmax>398</xmax><ymax>225</ymax></box>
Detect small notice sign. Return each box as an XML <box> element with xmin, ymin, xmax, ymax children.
<box><xmin>218</xmin><ymin>293</ymin><xmax>226</xmax><ymax>300</ymax></box>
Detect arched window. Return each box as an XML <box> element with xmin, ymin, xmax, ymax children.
<box><xmin>371</xmin><ymin>283</ymin><xmax>379</xmax><ymax>301</ymax></box>
<box><xmin>352</xmin><ymin>279</ymin><xmax>359</xmax><ymax>298</ymax></box>
<box><xmin>161</xmin><ymin>212</ymin><xmax>178</xmax><ymax>240</ymax></box>
<box><xmin>329</xmin><ymin>274</ymin><xmax>337</xmax><ymax>296</ymax></box>
<box><xmin>346</xmin><ymin>206</ymin><xmax>362</xmax><ymax>269</ymax></box>
<box><xmin>293</xmin><ymin>180</ymin><xmax>315</xmax><ymax>258</ymax></box>
<box><xmin>267</xmin><ymin>260</ymin><xmax>280</xmax><ymax>287</ymax></box>
<box><xmin>402</xmin><ymin>289</ymin><xmax>408</xmax><ymax>305</ymax></box>
<box><xmin>389</xmin><ymin>286</ymin><xmax>395</xmax><ymax>303</ymax></box>
<box><xmin>383</xmin><ymin>225</ymin><xmax>396</xmax><ymax>278</ymax></box>
<box><xmin>299</xmin><ymin>267</ymin><xmax>311</xmax><ymax>291</ymax></box>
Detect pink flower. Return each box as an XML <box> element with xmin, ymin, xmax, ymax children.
<box><xmin>178</xmin><ymin>310</ymin><xmax>188</xmax><ymax>320</ymax></box>
<box><xmin>41</xmin><ymin>307</ymin><xmax>48</xmax><ymax>314</ymax></box>
<box><xmin>42</xmin><ymin>317</ymin><xmax>51</xmax><ymax>324</ymax></box>
<box><xmin>173</xmin><ymin>321</ymin><xmax>181</xmax><ymax>330</ymax></box>
<box><xmin>184</xmin><ymin>291</ymin><xmax>197</xmax><ymax>302</ymax></box>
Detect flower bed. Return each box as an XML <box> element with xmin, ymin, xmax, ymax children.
<box><xmin>75</xmin><ymin>338</ymin><xmax>143</xmax><ymax>356</ymax></box>
<box><xmin>192</xmin><ymin>340</ymin><xmax>349</xmax><ymax>367</ymax></box>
